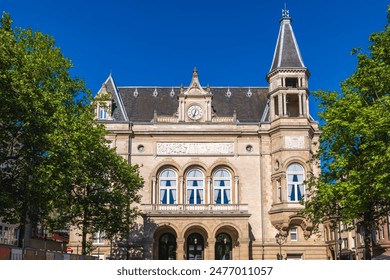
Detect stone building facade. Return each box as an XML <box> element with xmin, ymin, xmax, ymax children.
<box><xmin>68</xmin><ymin>11</ymin><xmax>327</xmax><ymax>260</ymax></box>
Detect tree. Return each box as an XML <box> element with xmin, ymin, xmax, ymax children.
<box><xmin>304</xmin><ymin>7</ymin><xmax>390</xmax><ymax>259</ymax></box>
<box><xmin>0</xmin><ymin>12</ymin><xmax>89</xmax><ymax>244</ymax></box>
<box><xmin>0</xmin><ymin>12</ymin><xmax>143</xmax><ymax>253</ymax></box>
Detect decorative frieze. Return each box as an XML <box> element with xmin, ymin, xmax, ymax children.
<box><xmin>157</xmin><ymin>142</ymin><xmax>234</xmax><ymax>155</ymax></box>
<box><xmin>284</xmin><ymin>136</ymin><xmax>305</xmax><ymax>149</ymax></box>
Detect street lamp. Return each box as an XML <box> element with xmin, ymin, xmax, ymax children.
<box><xmin>338</xmin><ymin>237</ymin><xmax>343</xmax><ymax>260</ymax></box>
<box><xmin>275</xmin><ymin>233</ymin><xmax>286</xmax><ymax>260</ymax></box>
<box><xmin>193</xmin><ymin>238</ymin><xmax>198</xmax><ymax>260</ymax></box>
<box><xmin>43</xmin><ymin>227</ymin><xmax>48</xmax><ymax>251</ymax></box>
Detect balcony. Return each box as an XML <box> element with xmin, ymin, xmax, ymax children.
<box><xmin>141</xmin><ymin>204</ymin><xmax>250</xmax><ymax>217</ymax></box>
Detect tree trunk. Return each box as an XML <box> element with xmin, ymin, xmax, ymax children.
<box><xmin>82</xmin><ymin>214</ymin><xmax>88</xmax><ymax>255</ymax></box>
<box><xmin>363</xmin><ymin>224</ymin><xmax>372</xmax><ymax>260</ymax></box>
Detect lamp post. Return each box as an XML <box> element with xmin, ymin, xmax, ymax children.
<box><xmin>43</xmin><ymin>227</ymin><xmax>48</xmax><ymax>251</ymax></box>
<box><xmin>223</xmin><ymin>238</ymin><xmax>227</xmax><ymax>260</ymax></box>
<box><xmin>194</xmin><ymin>238</ymin><xmax>198</xmax><ymax>260</ymax></box>
<box><xmin>338</xmin><ymin>237</ymin><xmax>343</xmax><ymax>260</ymax></box>
<box><xmin>275</xmin><ymin>233</ymin><xmax>286</xmax><ymax>260</ymax></box>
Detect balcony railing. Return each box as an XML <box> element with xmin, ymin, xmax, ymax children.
<box><xmin>0</xmin><ymin>237</ymin><xmax>18</xmax><ymax>246</ymax></box>
<box><xmin>141</xmin><ymin>204</ymin><xmax>249</xmax><ymax>216</ymax></box>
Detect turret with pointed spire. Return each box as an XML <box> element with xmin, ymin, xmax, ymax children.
<box><xmin>268</xmin><ymin>7</ymin><xmax>306</xmax><ymax>73</ymax></box>
<box><xmin>266</xmin><ymin>7</ymin><xmax>310</xmax><ymax>121</ymax></box>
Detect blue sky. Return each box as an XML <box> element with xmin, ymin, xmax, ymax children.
<box><xmin>2</xmin><ymin>0</ymin><xmax>390</xmax><ymax>119</ymax></box>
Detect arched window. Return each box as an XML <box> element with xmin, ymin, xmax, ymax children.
<box><xmin>287</xmin><ymin>163</ymin><xmax>305</xmax><ymax>202</ymax></box>
<box><xmin>186</xmin><ymin>169</ymin><xmax>204</xmax><ymax>204</ymax></box>
<box><xmin>213</xmin><ymin>169</ymin><xmax>232</xmax><ymax>204</ymax></box>
<box><xmin>159</xmin><ymin>169</ymin><xmax>177</xmax><ymax>204</ymax></box>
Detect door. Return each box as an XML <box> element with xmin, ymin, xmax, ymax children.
<box><xmin>159</xmin><ymin>233</ymin><xmax>176</xmax><ymax>260</ymax></box>
<box><xmin>215</xmin><ymin>233</ymin><xmax>232</xmax><ymax>260</ymax></box>
<box><xmin>187</xmin><ymin>233</ymin><xmax>204</xmax><ymax>260</ymax></box>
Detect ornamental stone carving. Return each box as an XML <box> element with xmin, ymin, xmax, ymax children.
<box><xmin>157</xmin><ymin>142</ymin><xmax>234</xmax><ymax>155</ymax></box>
<box><xmin>285</xmin><ymin>136</ymin><xmax>305</xmax><ymax>149</ymax></box>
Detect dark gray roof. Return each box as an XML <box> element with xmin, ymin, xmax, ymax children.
<box><xmin>119</xmin><ymin>87</ymin><xmax>179</xmax><ymax>122</ymax></box>
<box><xmin>270</xmin><ymin>17</ymin><xmax>305</xmax><ymax>72</ymax></box>
<box><xmin>116</xmin><ymin>86</ymin><xmax>268</xmax><ymax>123</ymax></box>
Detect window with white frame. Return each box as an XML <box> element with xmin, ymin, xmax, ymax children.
<box><xmin>213</xmin><ymin>169</ymin><xmax>232</xmax><ymax>204</ymax></box>
<box><xmin>186</xmin><ymin>169</ymin><xmax>204</xmax><ymax>204</ymax></box>
<box><xmin>287</xmin><ymin>163</ymin><xmax>305</xmax><ymax>202</ymax></box>
<box><xmin>290</xmin><ymin>227</ymin><xmax>298</xmax><ymax>241</ymax></box>
<box><xmin>92</xmin><ymin>231</ymin><xmax>104</xmax><ymax>244</ymax></box>
<box><xmin>99</xmin><ymin>106</ymin><xmax>108</xmax><ymax>119</ymax></box>
<box><xmin>159</xmin><ymin>169</ymin><xmax>178</xmax><ymax>204</ymax></box>
<box><xmin>342</xmin><ymin>238</ymin><xmax>348</xmax><ymax>249</ymax></box>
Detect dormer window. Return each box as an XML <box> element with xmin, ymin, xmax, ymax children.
<box><xmin>285</xmin><ymin>78</ymin><xmax>298</xmax><ymax>88</ymax></box>
<box><xmin>99</xmin><ymin>106</ymin><xmax>108</xmax><ymax>119</ymax></box>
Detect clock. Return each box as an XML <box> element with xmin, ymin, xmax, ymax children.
<box><xmin>187</xmin><ymin>105</ymin><xmax>203</xmax><ymax>120</ymax></box>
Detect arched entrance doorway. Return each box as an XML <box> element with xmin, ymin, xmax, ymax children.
<box><xmin>159</xmin><ymin>233</ymin><xmax>176</xmax><ymax>260</ymax></box>
<box><xmin>215</xmin><ymin>233</ymin><xmax>232</xmax><ymax>260</ymax></box>
<box><xmin>187</xmin><ymin>233</ymin><xmax>204</xmax><ymax>260</ymax></box>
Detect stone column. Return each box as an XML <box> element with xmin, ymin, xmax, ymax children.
<box><xmin>152</xmin><ymin>176</ymin><xmax>156</xmax><ymax>204</ymax></box>
<box><xmin>278</xmin><ymin>93</ymin><xmax>283</xmax><ymax>118</ymax></box>
<box><xmin>207</xmin><ymin>177</ymin><xmax>211</xmax><ymax>204</ymax></box>
<box><xmin>179</xmin><ymin>177</ymin><xmax>184</xmax><ymax>204</ymax></box>
<box><xmin>176</xmin><ymin>237</ymin><xmax>185</xmax><ymax>260</ymax></box>
<box><xmin>234</xmin><ymin>176</ymin><xmax>239</xmax><ymax>204</ymax></box>
<box><xmin>283</xmin><ymin>93</ymin><xmax>287</xmax><ymax>117</ymax></box>
<box><xmin>270</xmin><ymin>96</ymin><xmax>275</xmax><ymax>120</ymax></box>
<box><xmin>305</xmin><ymin>94</ymin><xmax>309</xmax><ymax>116</ymax></box>
<box><xmin>281</xmin><ymin>174</ymin><xmax>287</xmax><ymax>202</ymax></box>
<box><xmin>299</xmin><ymin>93</ymin><xmax>303</xmax><ymax>116</ymax></box>
<box><xmin>206</xmin><ymin>238</ymin><xmax>216</xmax><ymax>260</ymax></box>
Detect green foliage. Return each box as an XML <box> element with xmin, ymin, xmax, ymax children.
<box><xmin>0</xmin><ymin>12</ymin><xmax>143</xmax><ymax>252</ymax></box>
<box><xmin>304</xmin><ymin>7</ymin><xmax>390</xmax><ymax>258</ymax></box>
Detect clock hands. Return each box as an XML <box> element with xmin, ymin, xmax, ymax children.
<box><xmin>191</xmin><ymin>108</ymin><xmax>199</xmax><ymax>117</ymax></box>
<box><xmin>188</xmin><ymin>105</ymin><xmax>202</xmax><ymax>119</ymax></box>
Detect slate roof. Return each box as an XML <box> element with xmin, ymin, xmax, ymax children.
<box><xmin>117</xmin><ymin>86</ymin><xmax>269</xmax><ymax>123</ymax></box>
<box><xmin>269</xmin><ymin>16</ymin><xmax>306</xmax><ymax>72</ymax></box>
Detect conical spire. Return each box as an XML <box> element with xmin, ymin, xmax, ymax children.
<box><xmin>269</xmin><ymin>8</ymin><xmax>305</xmax><ymax>73</ymax></box>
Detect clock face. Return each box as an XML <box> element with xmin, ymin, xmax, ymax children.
<box><xmin>187</xmin><ymin>105</ymin><xmax>203</xmax><ymax>120</ymax></box>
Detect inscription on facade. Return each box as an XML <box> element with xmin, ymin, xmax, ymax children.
<box><xmin>285</xmin><ymin>136</ymin><xmax>305</xmax><ymax>149</ymax></box>
<box><xmin>157</xmin><ymin>142</ymin><xmax>234</xmax><ymax>155</ymax></box>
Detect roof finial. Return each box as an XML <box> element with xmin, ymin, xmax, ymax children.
<box><xmin>282</xmin><ymin>3</ymin><xmax>290</xmax><ymax>18</ymax></box>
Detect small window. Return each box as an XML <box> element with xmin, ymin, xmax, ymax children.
<box><xmin>285</xmin><ymin>78</ymin><xmax>298</xmax><ymax>88</ymax></box>
<box><xmin>286</xmin><ymin>253</ymin><xmax>302</xmax><ymax>260</ymax></box>
<box><xmin>92</xmin><ymin>231</ymin><xmax>104</xmax><ymax>244</ymax></box>
<box><xmin>99</xmin><ymin>106</ymin><xmax>108</xmax><ymax>119</ymax></box>
<box><xmin>342</xmin><ymin>238</ymin><xmax>348</xmax><ymax>249</ymax></box>
<box><xmin>290</xmin><ymin>228</ymin><xmax>298</xmax><ymax>241</ymax></box>
<box><xmin>137</xmin><ymin>145</ymin><xmax>145</xmax><ymax>152</ymax></box>
<box><xmin>287</xmin><ymin>163</ymin><xmax>305</xmax><ymax>202</ymax></box>
<box><xmin>286</xmin><ymin>94</ymin><xmax>299</xmax><ymax>117</ymax></box>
